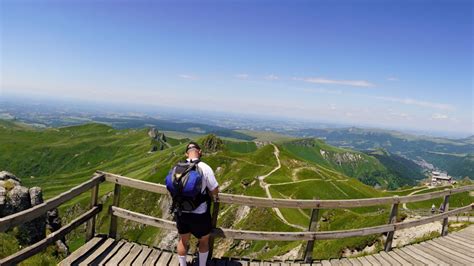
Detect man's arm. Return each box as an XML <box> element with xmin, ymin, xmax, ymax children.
<box><xmin>210</xmin><ymin>186</ymin><xmax>219</xmax><ymax>202</ymax></box>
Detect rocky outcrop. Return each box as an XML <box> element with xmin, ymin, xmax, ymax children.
<box><xmin>148</xmin><ymin>128</ymin><xmax>169</xmax><ymax>152</ymax></box>
<box><xmin>201</xmin><ymin>134</ymin><xmax>224</xmax><ymax>153</ymax></box>
<box><xmin>320</xmin><ymin>150</ymin><xmax>366</xmax><ymax>166</ymax></box>
<box><xmin>0</xmin><ymin>171</ymin><xmax>46</xmax><ymax>245</ymax></box>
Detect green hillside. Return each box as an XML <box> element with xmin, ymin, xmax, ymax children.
<box><xmin>0</xmin><ymin>121</ymin><xmax>472</xmax><ymax>263</ymax></box>
<box><xmin>281</xmin><ymin>138</ymin><xmax>418</xmax><ymax>189</ymax></box>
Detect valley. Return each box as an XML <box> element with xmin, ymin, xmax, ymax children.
<box><xmin>0</xmin><ymin>120</ymin><xmax>472</xmax><ymax>264</ymax></box>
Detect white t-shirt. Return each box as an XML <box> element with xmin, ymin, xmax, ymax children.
<box><xmin>182</xmin><ymin>159</ymin><xmax>219</xmax><ymax>214</ymax></box>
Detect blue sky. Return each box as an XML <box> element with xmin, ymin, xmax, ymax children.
<box><xmin>1</xmin><ymin>0</ymin><xmax>472</xmax><ymax>135</ymax></box>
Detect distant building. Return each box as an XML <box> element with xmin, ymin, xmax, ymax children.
<box><xmin>431</xmin><ymin>171</ymin><xmax>453</xmax><ymax>185</ymax></box>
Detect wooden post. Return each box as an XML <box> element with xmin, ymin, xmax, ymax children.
<box><xmin>85</xmin><ymin>180</ymin><xmax>100</xmax><ymax>241</ymax></box>
<box><xmin>109</xmin><ymin>183</ymin><xmax>121</xmax><ymax>239</ymax></box>
<box><xmin>304</xmin><ymin>206</ymin><xmax>319</xmax><ymax>263</ymax></box>
<box><xmin>208</xmin><ymin>199</ymin><xmax>220</xmax><ymax>259</ymax></box>
<box><xmin>441</xmin><ymin>194</ymin><xmax>450</xmax><ymax>236</ymax></box>
<box><xmin>384</xmin><ymin>200</ymin><xmax>399</xmax><ymax>252</ymax></box>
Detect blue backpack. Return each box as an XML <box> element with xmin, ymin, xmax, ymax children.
<box><xmin>165</xmin><ymin>160</ymin><xmax>209</xmax><ymax>213</ymax></box>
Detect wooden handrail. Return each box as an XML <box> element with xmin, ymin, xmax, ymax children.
<box><xmin>0</xmin><ymin>173</ymin><xmax>105</xmax><ymax>232</ymax></box>
<box><xmin>99</xmin><ymin>171</ymin><xmax>474</xmax><ymax>208</ymax></box>
<box><xmin>1</xmin><ymin>170</ymin><xmax>471</xmax><ymax>264</ymax></box>
<box><xmin>0</xmin><ymin>205</ymin><xmax>102</xmax><ymax>266</ymax></box>
<box><xmin>110</xmin><ymin>204</ymin><xmax>473</xmax><ymax>241</ymax></box>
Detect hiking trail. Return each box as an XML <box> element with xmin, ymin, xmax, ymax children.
<box><xmin>258</xmin><ymin>143</ymin><xmax>306</xmax><ymax>230</ymax></box>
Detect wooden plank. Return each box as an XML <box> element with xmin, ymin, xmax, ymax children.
<box><xmin>372</xmin><ymin>254</ymin><xmax>390</xmax><ymax>265</ymax></box>
<box><xmin>112</xmin><ymin>206</ymin><xmax>176</xmax><ymax>230</ymax></box>
<box><xmin>105</xmin><ymin>242</ymin><xmax>133</xmax><ymax>265</ymax></box>
<box><xmin>109</xmin><ymin>183</ymin><xmax>121</xmax><ymax>238</ymax></box>
<box><xmin>385</xmin><ymin>250</ymin><xmax>415</xmax><ymax>265</ymax></box>
<box><xmin>419</xmin><ymin>242</ymin><xmax>472</xmax><ymax>264</ymax></box>
<box><xmin>430</xmin><ymin>240</ymin><xmax>474</xmax><ymax>264</ymax></box>
<box><xmin>395</xmin><ymin>204</ymin><xmax>473</xmax><ymax>230</ymax></box>
<box><xmin>441</xmin><ymin>194</ymin><xmax>450</xmax><ymax>236</ymax></box>
<box><xmin>363</xmin><ymin>255</ymin><xmax>379</xmax><ymax>265</ymax></box>
<box><xmin>455</xmin><ymin>231</ymin><xmax>474</xmax><ymax>241</ymax></box>
<box><xmin>132</xmin><ymin>246</ymin><xmax>152</xmax><ymax>266</ymax></box>
<box><xmin>433</xmin><ymin>237</ymin><xmax>473</xmax><ymax>255</ymax></box>
<box><xmin>168</xmin><ymin>252</ymin><xmax>179</xmax><ymax>266</ymax></box>
<box><xmin>354</xmin><ymin>256</ymin><xmax>372</xmax><ymax>266</ymax></box>
<box><xmin>304</xmin><ymin>207</ymin><xmax>319</xmax><ymax>263</ymax></box>
<box><xmin>422</xmin><ymin>241</ymin><xmax>474</xmax><ymax>263</ymax></box>
<box><xmin>392</xmin><ymin>249</ymin><xmax>421</xmax><ymax>265</ymax></box>
<box><xmin>143</xmin><ymin>249</ymin><xmax>162</xmax><ymax>266</ymax></box>
<box><xmin>100</xmin><ymin>171</ymin><xmax>474</xmax><ymax>209</ymax></box>
<box><xmin>1</xmin><ymin>206</ymin><xmax>102</xmax><ymax>266</ymax></box>
<box><xmin>444</xmin><ymin>235</ymin><xmax>474</xmax><ymax>248</ymax></box>
<box><xmin>346</xmin><ymin>258</ymin><xmax>362</xmax><ymax>266</ymax></box>
<box><xmin>155</xmin><ymin>251</ymin><xmax>172</xmax><ymax>265</ymax></box>
<box><xmin>406</xmin><ymin>245</ymin><xmax>450</xmax><ymax>265</ymax></box>
<box><xmin>339</xmin><ymin>258</ymin><xmax>352</xmax><ymax>266</ymax></box>
<box><xmin>378</xmin><ymin>251</ymin><xmax>401</xmax><ymax>266</ymax></box>
<box><xmin>111</xmin><ymin>205</ymin><xmax>474</xmax><ymax>242</ymax></box>
<box><xmin>58</xmin><ymin>236</ymin><xmax>104</xmax><ymax>266</ymax></box>
<box><xmin>446</xmin><ymin>234</ymin><xmax>474</xmax><ymax>247</ymax></box>
<box><xmin>79</xmin><ymin>238</ymin><xmax>116</xmax><ymax>266</ymax></box>
<box><xmin>209</xmin><ymin>200</ymin><xmax>220</xmax><ymax>259</ymax></box>
<box><xmin>384</xmin><ymin>203</ymin><xmax>398</xmax><ymax>252</ymax></box>
<box><xmin>397</xmin><ymin>247</ymin><xmax>438</xmax><ymax>265</ymax></box>
<box><xmin>119</xmin><ymin>244</ymin><xmax>143</xmax><ymax>265</ymax></box>
<box><xmin>98</xmin><ymin>241</ymin><xmax>126</xmax><ymax>266</ymax></box>
<box><xmin>0</xmin><ymin>173</ymin><xmax>104</xmax><ymax>232</ymax></box>
<box><xmin>321</xmin><ymin>260</ymin><xmax>331</xmax><ymax>266</ymax></box>
<box><xmin>102</xmin><ymin>171</ymin><xmax>169</xmax><ymax>194</ymax></box>
<box><xmin>86</xmin><ymin>180</ymin><xmax>100</xmax><ymax>241</ymax></box>
<box><xmin>249</xmin><ymin>261</ymin><xmax>261</xmax><ymax>266</ymax></box>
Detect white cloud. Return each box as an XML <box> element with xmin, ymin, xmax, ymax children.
<box><xmin>387</xmin><ymin>77</ymin><xmax>399</xmax><ymax>81</ymax></box>
<box><xmin>432</xmin><ymin>113</ymin><xmax>449</xmax><ymax>120</ymax></box>
<box><xmin>235</xmin><ymin>73</ymin><xmax>249</xmax><ymax>79</ymax></box>
<box><xmin>178</xmin><ymin>74</ymin><xmax>198</xmax><ymax>80</ymax></box>
<box><xmin>298</xmin><ymin>87</ymin><xmax>343</xmax><ymax>95</ymax></box>
<box><xmin>264</xmin><ymin>74</ymin><xmax>279</xmax><ymax>80</ymax></box>
<box><xmin>374</xmin><ymin>96</ymin><xmax>455</xmax><ymax>111</ymax></box>
<box><xmin>294</xmin><ymin>77</ymin><xmax>374</xmax><ymax>87</ymax></box>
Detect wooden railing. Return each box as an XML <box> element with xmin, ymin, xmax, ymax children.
<box><xmin>100</xmin><ymin>171</ymin><xmax>474</xmax><ymax>262</ymax></box>
<box><xmin>0</xmin><ymin>174</ymin><xmax>104</xmax><ymax>266</ymax></box>
<box><xmin>0</xmin><ymin>170</ymin><xmax>473</xmax><ymax>265</ymax></box>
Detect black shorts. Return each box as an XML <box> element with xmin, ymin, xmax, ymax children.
<box><xmin>176</xmin><ymin>211</ymin><xmax>212</xmax><ymax>239</ymax></box>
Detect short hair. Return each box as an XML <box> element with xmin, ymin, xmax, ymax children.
<box><xmin>186</xmin><ymin>141</ymin><xmax>201</xmax><ymax>152</ymax></box>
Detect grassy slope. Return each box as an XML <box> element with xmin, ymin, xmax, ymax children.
<box><xmin>1</xmin><ymin>122</ymin><xmax>472</xmax><ymax>262</ymax></box>
<box><xmin>281</xmin><ymin>139</ymin><xmax>417</xmax><ymax>189</ymax></box>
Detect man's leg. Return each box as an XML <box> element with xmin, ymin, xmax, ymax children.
<box><xmin>198</xmin><ymin>234</ymin><xmax>210</xmax><ymax>266</ymax></box>
<box><xmin>177</xmin><ymin>233</ymin><xmax>190</xmax><ymax>266</ymax></box>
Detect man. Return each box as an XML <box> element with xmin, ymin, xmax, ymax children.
<box><xmin>175</xmin><ymin>142</ymin><xmax>219</xmax><ymax>266</ymax></box>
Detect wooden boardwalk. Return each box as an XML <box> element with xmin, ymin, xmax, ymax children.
<box><xmin>59</xmin><ymin>225</ymin><xmax>474</xmax><ymax>266</ymax></box>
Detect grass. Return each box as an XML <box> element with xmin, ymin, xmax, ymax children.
<box><xmin>1</xmin><ymin>120</ymin><xmax>472</xmax><ymax>262</ymax></box>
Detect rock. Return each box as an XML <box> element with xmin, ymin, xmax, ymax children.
<box><xmin>0</xmin><ymin>171</ymin><xmax>21</xmax><ymax>183</ymax></box>
<box><xmin>8</xmin><ymin>186</ymin><xmax>31</xmax><ymax>213</ymax></box>
<box><xmin>0</xmin><ymin>187</ymin><xmax>6</xmax><ymax>215</ymax></box>
<box><xmin>148</xmin><ymin>128</ymin><xmax>158</xmax><ymax>139</ymax></box>
<box><xmin>201</xmin><ymin>134</ymin><xmax>224</xmax><ymax>153</ymax></box>
<box><xmin>0</xmin><ymin>172</ymin><xmax>46</xmax><ymax>245</ymax></box>
<box><xmin>29</xmin><ymin>187</ymin><xmax>43</xmax><ymax>206</ymax></box>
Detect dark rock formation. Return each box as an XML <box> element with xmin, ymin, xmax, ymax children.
<box><xmin>0</xmin><ymin>172</ymin><xmax>46</xmax><ymax>245</ymax></box>
<box><xmin>201</xmin><ymin>134</ymin><xmax>224</xmax><ymax>153</ymax></box>
<box><xmin>148</xmin><ymin>128</ymin><xmax>169</xmax><ymax>152</ymax></box>
<box><xmin>47</xmin><ymin>208</ymin><xmax>69</xmax><ymax>255</ymax></box>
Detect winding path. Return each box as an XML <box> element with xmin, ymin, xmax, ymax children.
<box><xmin>257</xmin><ymin>143</ymin><xmax>306</xmax><ymax>230</ymax></box>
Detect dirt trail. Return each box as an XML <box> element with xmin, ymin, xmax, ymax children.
<box><xmin>402</xmin><ymin>186</ymin><xmax>432</xmax><ymax>210</ymax></box>
<box><xmin>258</xmin><ymin>143</ymin><xmax>306</xmax><ymax>230</ymax></box>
